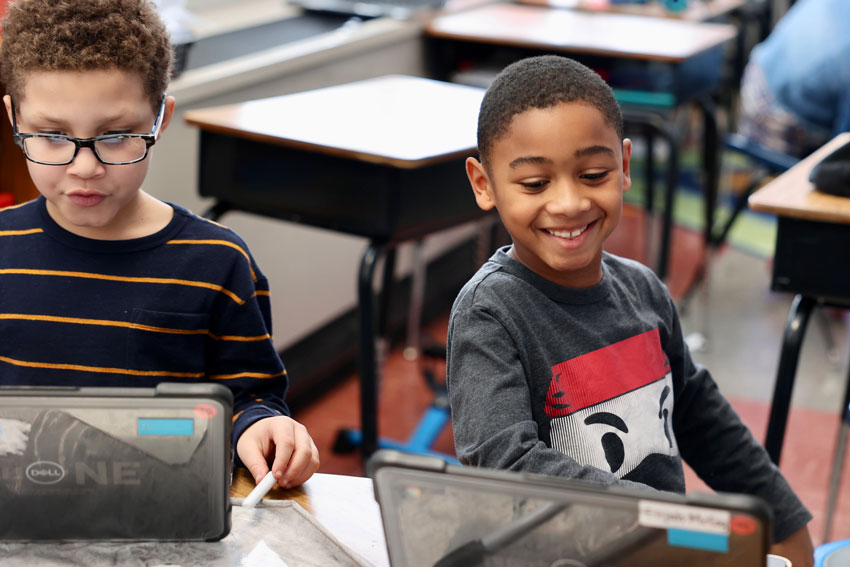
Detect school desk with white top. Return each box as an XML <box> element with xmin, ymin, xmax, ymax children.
<box><xmin>184</xmin><ymin>75</ymin><xmax>489</xmax><ymax>462</ymax></box>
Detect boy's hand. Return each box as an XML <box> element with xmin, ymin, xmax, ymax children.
<box><xmin>769</xmin><ymin>525</ymin><xmax>814</xmax><ymax>567</ymax></box>
<box><xmin>236</xmin><ymin>416</ymin><xmax>320</xmax><ymax>489</ymax></box>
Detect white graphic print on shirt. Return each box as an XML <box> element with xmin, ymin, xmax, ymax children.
<box><xmin>545</xmin><ymin>328</ymin><xmax>679</xmax><ymax>477</ymax></box>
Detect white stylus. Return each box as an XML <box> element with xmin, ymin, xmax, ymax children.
<box><xmin>242</xmin><ymin>471</ymin><xmax>278</xmax><ymax>508</ymax></box>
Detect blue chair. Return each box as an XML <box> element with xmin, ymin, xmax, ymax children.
<box><xmin>815</xmin><ymin>539</ymin><xmax>850</xmax><ymax>566</ymax></box>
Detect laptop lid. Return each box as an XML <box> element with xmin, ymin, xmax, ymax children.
<box><xmin>368</xmin><ymin>450</ymin><xmax>772</xmax><ymax>567</ymax></box>
<box><xmin>0</xmin><ymin>383</ymin><xmax>232</xmax><ymax>542</ymax></box>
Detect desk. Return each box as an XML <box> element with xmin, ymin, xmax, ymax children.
<box><xmin>184</xmin><ymin>76</ymin><xmax>487</xmax><ymax>461</ymax></box>
<box><xmin>748</xmin><ymin>132</ymin><xmax>850</xmax><ymax>466</ymax></box>
<box><xmin>517</xmin><ymin>0</ymin><xmax>749</xmax><ymax>22</ymax></box>
<box><xmin>232</xmin><ymin>470</ymin><xmax>388</xmax><ymax>567</ymax></box>
<box><xmin>425</xmin><ymin>3</ymin><xmax>738</xmax><ymax>279</ymax></box>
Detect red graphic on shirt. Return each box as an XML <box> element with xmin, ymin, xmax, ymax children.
<box><xmin>545</xmin><ymin>328</ymin><xmax>670</xmax><ymax>418</ymax></box>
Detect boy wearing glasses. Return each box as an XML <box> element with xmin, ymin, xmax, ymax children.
<box><xmin>0</xmin><ymin>0</ymin><xmax>319</xmax><ymax>489</ymax></box>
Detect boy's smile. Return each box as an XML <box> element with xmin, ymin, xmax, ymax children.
<box><xmin>4</xmin><ymin>69</ymin><xmax>175</xmax><ymax>240</ymax></box>
<box><xmin>467</xmin><ymin>101</ymin><xmax>631</xmax><ymax>288</ymax></box>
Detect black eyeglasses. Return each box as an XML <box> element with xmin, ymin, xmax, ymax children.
<box><xmin>11</xmin><ymin>95</ymin><xmax>166</xmax><ymax>166</ymax></box>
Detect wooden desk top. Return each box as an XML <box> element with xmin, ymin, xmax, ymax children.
<box><xmin>516</xmin><ymin>0</ymin><xmax>748</xmax><ymax>22</ymax></box>
<box><xmin>184</xmin><ymin>75</ymin><xmax>483</xmax><ymax>170</ymax></box>
<box><xmin>425</xmin><ymin>3</ymin><xmax>738</xmax><ymax>62</ymax></box>
<box><xmin>232</xmin><ymin>469</ymin><xmax>389</xmax><ymax>567</ymax></box>
<box><xmin>748</xmin><ymin>132</ymin><xmax>850</xmax><ymax>225</ymax></box>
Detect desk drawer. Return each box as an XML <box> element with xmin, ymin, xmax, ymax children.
<box><xmin>772</xmin><ymin>217</ymin><xmax>850</xmax><ymax>305</ymax></box>
<box><xmin>196</xmin><ymin>131</ymin><xmax>486</xmax><ymax>242</ymax></box>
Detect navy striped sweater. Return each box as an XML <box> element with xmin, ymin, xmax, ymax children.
<box><xmin>0</xmin><ymin>196</ymin><xmax>290</xmax><ymax>449</ymax></box>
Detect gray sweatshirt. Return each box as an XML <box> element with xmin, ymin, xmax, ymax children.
<box><xmin>447</xmin><ymin>247</ymin><xmax>810</xmax><ymax>542</ymax></box>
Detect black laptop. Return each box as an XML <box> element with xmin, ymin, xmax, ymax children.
<box><xmin>0</xmin><ymin>383</ymin><xmax>232</xmax><ymax>541</ymax></box>
<box><xmin>368</xmin><ymin>450</ymin><xmax>772</xmax><ymax>567</ymax></box>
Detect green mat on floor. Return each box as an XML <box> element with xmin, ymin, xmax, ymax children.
<box><xmin>626</xmin><ymin>150</ymin><xmax>777</xmax><ymax>259</ymax></box>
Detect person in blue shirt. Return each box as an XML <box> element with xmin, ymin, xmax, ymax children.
<box><xmin>738</xmin><ymin>0</ymin><xmax>850</xmax><ymax>157</ymax></box>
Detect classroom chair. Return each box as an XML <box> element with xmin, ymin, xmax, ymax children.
<box><xmin>815</xmin><ymin>538</ymin><xmax>850</xmax><ymax>566</ymax></box>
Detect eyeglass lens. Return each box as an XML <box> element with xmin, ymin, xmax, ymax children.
<box><xmin>22</xmin><ymin>136</ymin><xmax>148</xmax><ymax>165</ymax></box>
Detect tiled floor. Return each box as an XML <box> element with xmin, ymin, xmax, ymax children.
<box><xmin>291</xmin><ymin>202</ymin><xmax>850</xmax><ymax>548</ymax></box>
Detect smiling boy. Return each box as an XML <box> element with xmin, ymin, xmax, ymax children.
<box><xmin>447</xmin><ymin>55</ymin><xmax>813</xmax><ymax>565</ymax></box>
<box><xmin>0</xmin><ymin>0</ymin><xmax>318</xmax><ymax>490</ymax></box>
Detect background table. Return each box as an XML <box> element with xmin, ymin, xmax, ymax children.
<box><xmin>184</xmin><ymin>75</ymin><xmax>488</xmax><ymax>461</ymax></box>
<box><xmin>748</xmin><ymin>132</ymin><xmax>850</xmax><ymax>465</ymax></box>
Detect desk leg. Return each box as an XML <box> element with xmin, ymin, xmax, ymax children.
<box><xmin>645</xmin><ymin>125</ymin><xmax>656</xmax><ymax>216</ymax></box>
<box><xmin>656</xmin><ymin>120</ymin><xmax>678</xmax><ymax>282</ymax></box>
<box><xmin>765</xmin><ymin>294</ymin><xmax>816</xmax><ymax>465</ymax></box>
<box><xmin>622</xmin><ymin>111</ymin><xmax>676</xmax><ymax>279</ymax></box>
<box><xmin>357</xmin><ymin>241</ymin><xmax>395</xmax><ymax>461</ymax></box>
<box><xmin>699</xmin><ymin>97</ymin><xmax>719</xmax><ymax>253</ymax></box>
<box><xmin>202</xmin><ymin>201</ymin><xmax>232</xmax><ymax>222</ymax></box>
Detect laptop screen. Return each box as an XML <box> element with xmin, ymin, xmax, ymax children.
<box><xmin>369</xmin><ymin>451</ymin><xmax>771</xmax><ymax>567</ymax></box>
<box><xmin>0</xmin><ymin>384</ymin><xmax>232</xmax><ymax>541</ymax></box>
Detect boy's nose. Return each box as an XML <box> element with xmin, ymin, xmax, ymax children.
<box><xmin>546</xmin><ymin>180</ymin><xmax>591</xmax><ymax>216</ymax></box>
<box><xmin>67</xmin><ymin>147</ymin><xmax>104</xmax><ymax>177</ymax></box>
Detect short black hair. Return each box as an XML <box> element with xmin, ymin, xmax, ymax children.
<box><xmin>477</xmin><ymin>55</ymin><xmax>623</xmax><ymax>164</ymax></box>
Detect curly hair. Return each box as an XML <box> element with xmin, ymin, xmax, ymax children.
<box><xmin>0</xmin><ymin>0</ymin><xmax>172</xmax><ymax>111</ymax></box>
<box><xmin>477</xmin><ymin>55</ymin><xmax>623</xmax><ymax>165</ymax></box>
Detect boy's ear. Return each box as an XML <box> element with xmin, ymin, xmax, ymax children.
<box><xmin>157</xmin><ymin>95</ymin><xmax>176</xmax><ymax>138</ymax></box>
<box><xmin>621</xmin><ymin>138</ymin><xmax>633</xmax><ymax>194</ymax></box>
<box><xmin>3</xmin><ymin>95</ymin><xmax>13</xmax><ymax>128</ymax></box>
<box><xmin>466</xmin><ymin>156</ymin><xmax>496</xmax><ymax>211</ymax></box>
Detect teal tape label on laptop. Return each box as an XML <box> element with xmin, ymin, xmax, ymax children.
<box><xmin>138</xmin><ymin>418</ymin><xmax>195</xmax><ymax>436</ymax></box>
<box><xmin>668</xmin><ymin>528</ymin><xmax>730</xmax><ymax>552</ymax></box>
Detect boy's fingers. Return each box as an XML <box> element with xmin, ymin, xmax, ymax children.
<box><xmin>271</xmin><ymin>420</ymin><xmax>317</xmax><ymax>487</ymax></box>
<box><xmin>240</xmin><ymin>447</ymin><xmax>271</xmax><ymax>485</ymax></box>
<box><xmin>280</xmin><ymin>427</ymin><xmax>318</xmax><ymax>487</ymax></box>
<box><xmin>269</xmin><ymin>419</ymin><xmax>297</xmax><ymax>484</ymax></box>
<box><xmin>288</xmin><ymin>437</ymin><xmax>320</xmax><ymax>488</ymax></box>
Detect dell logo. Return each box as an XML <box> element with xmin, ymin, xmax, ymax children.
<box><xmin>25</xmin><ymin>461</ymin><xmax>65</xmax><ymax>484</ymax></box>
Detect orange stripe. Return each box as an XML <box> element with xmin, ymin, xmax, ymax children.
<box><xmin>0</xmin><ymin>313</ymin><xmax>271</xmax><ymax>342</ymax></box>
<box><xmin>209</xmin><ymin>370</ymin><xmax>287</xmax><ymax>380</ymax></box>
<box><xmin>0</xmin><ymin>313</ymin><xmax>207</xmax><ymax>335</ymax></box>
<box><xmin>168</xmin><ymin>239</ymin><xmax>250</xmax><ymax>262</ymax></box>
<box><xmin>0</xmin><ymin>355</ymin><xmax>203</xmax><ymax>378</ymax></box>
<box><xmin>209</xmin><ymin>333</ymin><xmax>271</xmax><ymax>342</ymax></box>
<box><xmin>167</xmin><ymin>239</ymin><xmax>257</xmax><ymax>282</ymax></box>
<box><xmin>0</xmin><ymin>268</ymin><xmax>244</xmax><ymax>304</ymax></box>
<box><xmin>0</xmin><ymin>228</ymin><xmax>43</xmax><ymax>236</ymax></box>
<box><xmin>0</xmin><ymin>201</ymin><xmax>34</xmax><ymax>213</ymax></box>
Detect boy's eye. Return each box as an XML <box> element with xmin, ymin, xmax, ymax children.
<box><xmin>519</xmin><ymin>179</ymin><xmax>548</xmax><ymax>191</ymax></box>
<box><xmin>43</xmin><ymin>136</ymin><xmax>71</xmax><ymax>147</ymax></box>
<box><xmin>581</xmin><ymin>171</ymin><xmax>609</xmax><ymax>182</ymax></box>
<box><xmin>99</xmin><ymin>135</ymin><xmax>131</xmax><ymax>146</ymax></box>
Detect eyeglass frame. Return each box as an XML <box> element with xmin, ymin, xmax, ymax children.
<box><xmin>10</xmin><ymin>94</ymin><xmax>167</xmax><ymax>166</ymax></box>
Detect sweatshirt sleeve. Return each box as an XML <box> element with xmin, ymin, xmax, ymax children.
<box><xmin>206</xmin><ymin>268</ymin><xmax>291</xmax><ymax>457</ymax></box>
<box><xmin>664</xmin><ymin>295</ymin><xmax>812</xmax><ymax>543</ymax></box>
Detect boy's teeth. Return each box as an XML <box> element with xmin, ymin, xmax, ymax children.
<box><xmin>548</xmin><ymin>226</ymin><xmax>588</xmax><ymax>239</ymax></box>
